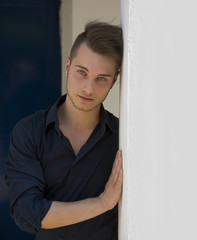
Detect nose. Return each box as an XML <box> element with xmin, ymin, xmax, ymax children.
<box><xmin>83</xmin><ymin>78</ymin><xmax>94</xmax><ymax>95</ymax></box>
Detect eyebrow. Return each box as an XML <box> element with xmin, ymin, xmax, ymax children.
<box><xmin>75</xmin><ymin>65</ymin><xmax>89</xmax><ymax>72</ymax></box>
<box><xmin>75</xmin><ymin>65</ymin><xmax>113</xmax><ymax>78</ymax></box>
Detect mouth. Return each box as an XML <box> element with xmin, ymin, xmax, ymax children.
<box><xmin>78</xmin><ymin>95</ymin><xmax>94</xmax><ymax>102</ymax></box>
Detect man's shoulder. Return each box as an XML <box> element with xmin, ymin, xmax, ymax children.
<box><xmin>104</xmin><ymin>109</ymin><xmax>119</xmax><ymax>133</ymax></box>
<box><xmin>13</xmin><ymin>108</ymin><xmax>49</xmax><ymax>136</ymax></box>
<box><xmin>105</xmin><ymin>110</ymin><xmax>119</xmax><ymax>122</ymax></box>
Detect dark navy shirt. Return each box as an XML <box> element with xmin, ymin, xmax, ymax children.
<box><xmin>5</xmin><ymin>95</ymin><xmax>119</xmax><ymax>240</ymax></box>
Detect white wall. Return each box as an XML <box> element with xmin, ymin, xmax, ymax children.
<box><xmin>59</xmin><ymin>0</ymin><xmax>72</xmax><ymax>96</ymax></box>
<box><xmin>60</xmin><ymin>0</ymin><xmax>120</xmax><ymax>117</ymax></box>
<box><xmin>119</xmin><ymin>0</ymin><xmax>197</xmax><ymax>239</ymax></box>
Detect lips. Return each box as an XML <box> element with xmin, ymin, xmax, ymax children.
<box><xmin>78</xmin><ymin>95</ymin><xmax>94</xmax><ymax>102</ymax></box>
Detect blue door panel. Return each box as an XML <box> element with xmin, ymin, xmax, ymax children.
<box><xmin>0</xmin><ymin>1</ymin><xmax>61</xmax><ymax>239</ymax></box>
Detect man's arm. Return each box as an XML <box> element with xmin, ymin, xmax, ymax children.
<box><xmin>41</xmin><ymin>150</ymin><xmax>123</xmax><ymax>229</ymax></box>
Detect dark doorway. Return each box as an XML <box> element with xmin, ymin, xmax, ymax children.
<box><xmin>0</xmin><ymin>0</ymin><xmax>61</xmax><ymax>239</ymax></box>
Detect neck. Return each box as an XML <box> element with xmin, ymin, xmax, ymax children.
<box><xmin>58</xmin><ymin>96</ymin><xmax>101</xmax><ymax>131</ymax></box>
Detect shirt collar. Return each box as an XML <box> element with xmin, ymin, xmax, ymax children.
<box><xmin>99</xmin><ymin>104</ymin><xmax>118</xmax><ymax>134</ymax></box>
<box><xmin>45</xmin><ymin>94</ymin><xmax>118</xmax><ymax>135</ymax></box>
<box><xmin>45</xmin><ymin>95</ymin><xmax>66</xmax><ymax>135</ymax></box>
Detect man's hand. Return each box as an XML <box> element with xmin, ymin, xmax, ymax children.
<box><xmin>98</xmin><ymin>150</ymin><xmax>123</xmax><ymax>211</ymax></box>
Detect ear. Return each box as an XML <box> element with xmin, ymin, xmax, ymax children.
<box><xmin>65</xmin><ymin>57</ymin><xmax>71</xmax><ymax>75</ymax></box>
<box><xmin>111</xmin><ymin>71</ymin><xmax>120</xmax><ymax>88</ymax></box>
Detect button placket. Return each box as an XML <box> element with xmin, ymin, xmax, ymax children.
<box><xmin>64</xmin><ymin>167</ymin><xmax>76</xmax><ymax>194</ymax></box>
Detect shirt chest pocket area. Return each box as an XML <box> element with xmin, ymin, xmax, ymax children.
<box><xmin>41</xmin><ymin>149</ymin><xmax>74</xmax><ymax>194</ymax></box>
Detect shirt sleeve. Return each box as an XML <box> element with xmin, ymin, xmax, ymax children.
<box><xmin>5</xmin><ymin>121</ymin><xmax>52</xmax><ymax>234</ymax></box>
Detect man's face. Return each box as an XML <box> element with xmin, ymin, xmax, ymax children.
<box><xmin>66</xmin><ymin>43</ymin><xmax>118</xmax><ymax>112</ymax></box>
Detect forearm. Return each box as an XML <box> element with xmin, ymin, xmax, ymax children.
<box><xmin>42</xmin><ymin>150</ymin><xmax>123</xmax><ymax>229</ymax></box>
<box><xmin>41</xmin><ymin>197</ymin><xmax>107</xmax><ymax>229</ymax></box>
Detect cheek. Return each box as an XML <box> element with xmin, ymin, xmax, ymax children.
<box><xmin>67</xmin><ymin>74</ymin><xmax>82</xmax><ymax>88</ymax></box>
<box><xmin>67</xmin><ymin>78</ymin><xmax>76</xmax><ymax>93</ymax></box>
<box><xmin>96</xmin><ymin>84</ymin><xmax>112</xmax><ymax>97</ymax></box>
<box><xmin>97</xmin><ymin>81</ymin><xmax>113</xmax><ymax>90</ymax></box>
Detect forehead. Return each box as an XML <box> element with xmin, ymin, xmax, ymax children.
<box><xmin>71</xmin><ymin>43</ymin><xmax>116</xmax><ymax>74</ymax></box>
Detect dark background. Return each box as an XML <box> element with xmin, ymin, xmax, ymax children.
<box><xmin>0</xmin><ymin>0</ymin><xmax>61</xmax><ymax>239</ymax></box>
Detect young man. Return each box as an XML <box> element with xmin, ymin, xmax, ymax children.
<box><xmin>5</xmin><ymin>21</ymin><xmax>123</xmax><ymax>240</ymax></box>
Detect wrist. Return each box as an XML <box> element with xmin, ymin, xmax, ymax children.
<box><xmin>97</xmin><ymin>193</ymin><xmax>110</xmax><ymax>212</ymax></box>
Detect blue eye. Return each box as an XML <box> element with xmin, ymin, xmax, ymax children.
<box><xmin>97</xmin><ymin>77</ymin><xmax>107</xmax><ymax>81</ymax></box>
<box><xmin>78</xmin><ymin>70</ymin><xmax>86</xmax><ymax>76</ymax></box>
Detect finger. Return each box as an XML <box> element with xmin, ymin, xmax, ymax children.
<box><xmin>114</xmin><ymin>155</ymin><xmax>123</xmax><ymax>184</ymax></box>
<box><xmin>116</xmin><ymin>168</ymin><xmax>123</xmax><ymax>189</ymax></box>
<box><xmin>112</xmin><ymin>168</ymin><xmax>123</xmax><ymax>198</ymax></box>
<box><xmin>111</xmin><ymin>151</ymin><xmax>122</xmax><ymax>183</ymax></box>
<box><xmin>110</xmin><ymin>150</ymin><xmax>121</xmax><ymax>180</ymax></box>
